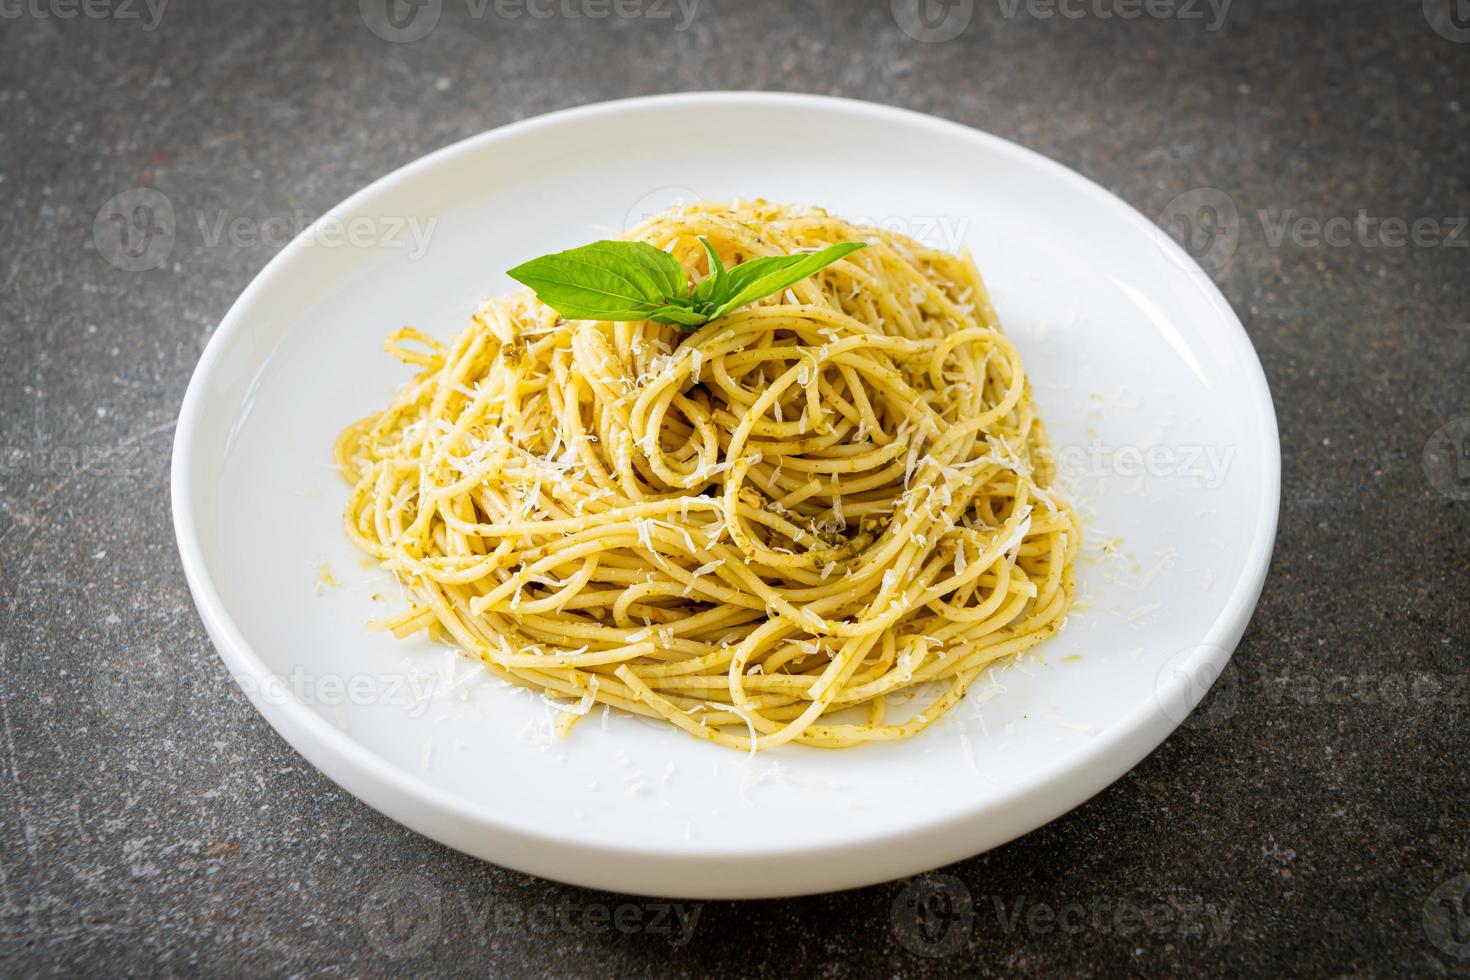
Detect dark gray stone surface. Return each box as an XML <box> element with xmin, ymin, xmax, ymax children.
<box><xmin>2</xmin><ymin>0</ymin><xmax>1467</xmax><ymax>975</ymax></box>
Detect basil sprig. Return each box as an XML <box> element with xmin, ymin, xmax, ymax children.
<box><xmin>507</xmin><ymin>238</ymin><xmax>866</xmax><ymax>331</ymax></box>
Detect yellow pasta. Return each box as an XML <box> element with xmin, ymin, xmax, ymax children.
<box><xmin>334</xmin><ymin>201</ymin><xmax>1080</xmax><ymax>751</ymax></box>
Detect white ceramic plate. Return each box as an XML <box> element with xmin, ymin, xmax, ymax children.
<box><xmin>172</xmin><ymin>93</ymin><xmax>1278</xmax><ymax>899</ymax></box>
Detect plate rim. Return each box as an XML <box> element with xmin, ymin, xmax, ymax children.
<box><xmin>170</xmin><ymin>90</ymin><xmax>1281</xmax><ymax>898</ymax></box>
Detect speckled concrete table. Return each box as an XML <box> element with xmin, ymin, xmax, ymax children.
<box><xmin>2</xmin><ymin>0</ymin><xmax>1468</xmax><ymax>975</ymax></box>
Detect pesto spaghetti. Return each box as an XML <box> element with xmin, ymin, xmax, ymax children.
<box><xmin>334</xmin><ymin>201</ymin><xmax>1080</xmax><ymax>751</ymax></box>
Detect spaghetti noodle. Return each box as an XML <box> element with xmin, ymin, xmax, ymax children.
<box><xmin>334</xmin><ymin>201</ymin><xmax>1080</xmax><ymax>751</ymax></box>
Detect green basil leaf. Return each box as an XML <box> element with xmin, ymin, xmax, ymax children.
<box><xmin>646</xmin><ymin>305</ymin><xmax>711</xmax><ymax>327</ymax></box>
<box><xmin>535</xmin><ymin>302</ymin><xmax>672</xmax><ymax>322</ymax></box>
<box><xmin>507</xmin><ymin>236</ymin><xmax>866</xmax><ymax>333</ymax></box>
<box><xmin>507</xmin><ymin>240</ymin><xmax>689</xmax><ymax>321</ymax></box>
<box><xmin>705</xmin><ymin>241</ymin><xmax>867</xmax><ymax>320</ymax></box>
<box><xmin>621</xmin><ymin>240</ymin><xmax>691</xmax><ymax>301</ymax></box>
<box><xmin>691</xmin><ymin>237</ymin><xmax>728</xmax><ymax>308</ymax></box>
